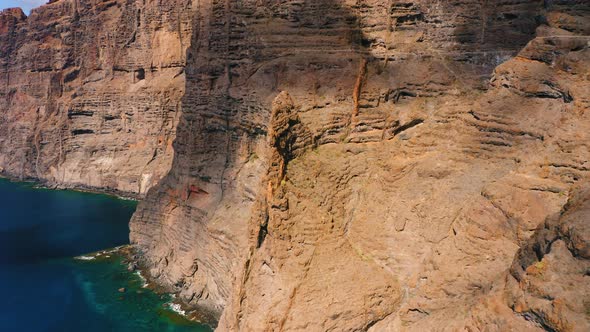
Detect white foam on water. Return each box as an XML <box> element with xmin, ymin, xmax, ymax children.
<box><xmin>75</xmin><ymin>246</ymin><xmax>126</xmax><ymax>260</ymax></box>
<box><xmin>117</xmin><ymin>196</ymin><xmax>138</xmax><ymax>202</ymax></box>
<box><xmin>168</xmin><ymin>303</ymin><xmax>186</xmax><ymax>316</ymax></box>
<box><xmin>100</xmin><ymin>245</ymin><xmax>124</xmax><ymax>255</ymax></box>
<box><xmin>134</xmin><ymin>271</ymin><xmax>149</xmax><ymax>288</ymax></box>
<box><xmin>75</xmin><ymin>255</ymin><xmax>95</xmax><ymax>261</ymax></box>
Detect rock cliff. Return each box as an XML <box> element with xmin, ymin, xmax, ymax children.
<box><xmin>2</xmin><ymin>0</ymin><xmax>590</xmax><ymax>331</ymax></box>
<box><xmin>0</xmin><ymin>0</ymin><xmax>194</xmax><ymax>196</ymax></box>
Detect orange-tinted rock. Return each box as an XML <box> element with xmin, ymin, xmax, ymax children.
<box><xmin>1</xmin><ymin>0</ymin><xmax>589</xmax><ymax>331</ymax></box>
<box><xmin>0</xmin><ymin>0</ymin><xmax>193</xmax><ymax>196</ymax></box>
<box><xmin>0</xmin><ymin>8</ymin><xmax>26</xmax><ymax>34</ymax></box>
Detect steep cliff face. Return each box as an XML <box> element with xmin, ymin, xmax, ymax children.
<box><xmin>2</xmin><ymin>0</ymin><xmax>590</xmax><ymax>331</ymax></box>
<box><xmin>129</xmin><ymin>0</ymin><xmax>590</xmax><ymax>330</ymax></box>
<box><xmin>0</xmin><ymin>0</ymin><xmax>193</xmax><ymax>196</ymax></box>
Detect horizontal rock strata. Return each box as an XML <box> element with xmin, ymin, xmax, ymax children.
<box><xmin>2</xmin><ymin>0</ymin><xmax>589</xmax><ymax>331</ymax></box>
<box><xmin>0</xmin><ymin>0</ymin><xmax>194</xmax><ymax>195</ymax></box>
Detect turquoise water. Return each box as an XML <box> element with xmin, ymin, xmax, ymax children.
<box><xmin>0</xmin><ymin>179</ymin><xmax>212</xmax><ymax>332</ymax></box>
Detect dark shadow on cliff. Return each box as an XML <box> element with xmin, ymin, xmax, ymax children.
<box><xmin>172</xmin><ymin>0</ymin><xmax>366</xmax><ymax>184</ymax></box>
<box><xmin>452</xmin><ymin>2</ymin><xmax>540</xmax><ymax>50</ymax></box>
<box><xmin>166</xmin><ymin>0</ymin><xmax>368</xmax><ymax>212</ymax></box>
<box><xmin>446</xmin><ymin>1</ymin><xmax>542</xmax><ymax>81</ymax></box>
<box><xmin>131</xmin><ymin>0</ymin><xmax>367</xmax><ymax>323</ymax></box>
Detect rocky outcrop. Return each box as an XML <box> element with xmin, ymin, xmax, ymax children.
<box><xmin>506</xmin><ymin>182</ymin><xmax>590</xmax><ymax>331</ymax></box>
<box><xmin>0</xmin><ymin>0</ymin><xmax>194</xmax><ymax>196</ymax></box>
<box><xmin>2</xmin><ymin>0</ymin><xmax>590</xmax><ymax>331</ymax></box>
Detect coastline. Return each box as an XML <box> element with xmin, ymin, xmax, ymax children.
<box><xmin>0</xmin><ymin>171</ymin><xmax>141</xmax><ymax>201</ymax></box>
<box><xmin>0</xmin><ymin>172</ymin><xmax>217</xmax><ymax>328</ymax></box>
<box><xmin>77</xmin><ymin>245</ymin><xmax>219</xmax><ymax>329</ymax></box>
<box><xmin>122</xmin><ymin>246</ymin><xmax>220</xmax><ymax>329</ymax></box>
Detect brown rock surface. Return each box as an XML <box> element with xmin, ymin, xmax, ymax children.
<box><xmin>2</xmin><ymin>0</ymin><xmax>590</xmax><ymax>331</ymax></box>
<box><xmin>0</xmin><ymin>0</ymin><xmax>194</xmax><ymax>196</ymax></box>
<box><xmin>504</xmin><ymin>182</ymin><xmax>590</xmax><ymax>332</ymax></box>
<box><xmin>131</xmin><ymin>0</ymin><xmax>590</xmax><ymax>330</ymax></box>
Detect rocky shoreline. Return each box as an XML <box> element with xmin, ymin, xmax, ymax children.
<box><xmin>126</xmin><ymin>248</ymin><xmax>221</xmax><ymax>329</ymax></box>
<box><xmin>84</xmin><ymin>245</ymin><xmax>220</xmax><ymax>329</ymax></box>
<box><xmin>0</xmin><ymin>174</ymin><xmax>216</xmax><ymax>326</ymax></box>
<box><xmin>0</xmin><ymin>172</ymin><xmax>140</xmax><ymax>201</ymax></box>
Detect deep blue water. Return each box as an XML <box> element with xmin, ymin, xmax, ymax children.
<box><xmin>0</xmin><ymin>179</ymin><xmax>212</xmax><ymax>332</ymax></box>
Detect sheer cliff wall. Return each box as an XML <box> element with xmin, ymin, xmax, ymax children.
<box><xmin>0</xmin><ymin>0</ymin><xmax>194</xmax><ymax>196</ymax></box>
<box><xmin>2</xmin><ymin>0</ymin><xmax>589</xmax><ymax>331</ymax></box>
<box><xmin>131</xmin><ymin>0</ymin><xmax>589</xmax><ymax>331</ymax></box>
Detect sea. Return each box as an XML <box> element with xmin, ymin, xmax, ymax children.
<box><xmin>0</xmin><ymin>178</ymin><xmax>212</xmax><ymax>332</ymax></box>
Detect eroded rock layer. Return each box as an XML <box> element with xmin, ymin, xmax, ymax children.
<box><xmin>2</xmin><ymin>0</ymin><xmax>590</xmax><ymax>331</ymax></box>
<box><xmin>0</xmin><ymin>0</ymin><xmax>194</xmax><ymax>195</ymax></box>
<box><xmin>131</xmin><ymin>0</ymin><xmax>590</xmax><ymax>330</ymax></box>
